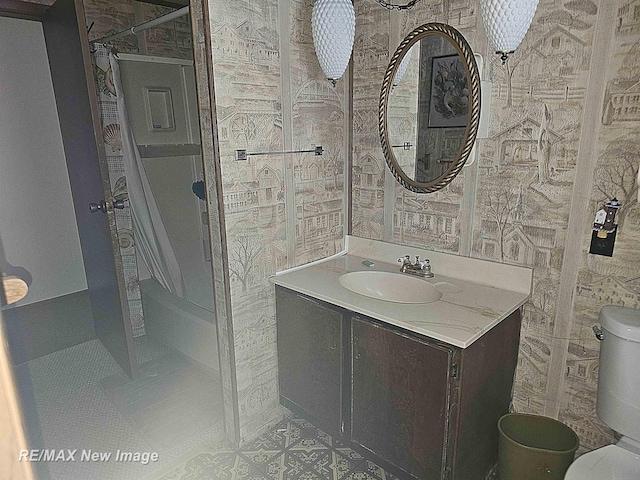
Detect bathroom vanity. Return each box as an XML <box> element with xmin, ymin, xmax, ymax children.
<box><xmin>272</xmin><ymin>237</ymin><xmax>533</xmax><ymax>480</ymax></box>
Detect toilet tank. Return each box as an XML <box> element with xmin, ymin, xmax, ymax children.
<box><xmin>596</xmin><ymin>305</ymin><xmax>640</xmax><ymax>442</ymax></box>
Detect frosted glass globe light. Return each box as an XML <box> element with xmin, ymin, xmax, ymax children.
<box><xmin>480</xmin><ymin>0</ymin><xmax>539</xmax><ymax>64</ymax></box>
<box><xmin>392</xmin><ymin>45</ymin><xmax>415</xmax><ymax>87</ymax></box>
<box><xmin>312</xmin><ymin>0</ymin><xmax>356</xmax><ymax>85</ymax></box>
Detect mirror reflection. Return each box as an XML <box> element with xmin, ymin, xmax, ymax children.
<box><xmin>388</xmin><ymin>35</ymin><xmax>469</xmax><ymax>184</ymax></box>
<box><xmin>87</xmin><ymin>2</ymin><xmax>224</xmax><ymax>453</ymax></box>
<box><xmin>379</xmin><ymin>23</ymin><xmax>480</xmax><ymax>194</ymax></box>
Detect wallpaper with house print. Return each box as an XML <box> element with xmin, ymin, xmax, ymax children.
<box><xmin>352</xmin><ymin>0</ymin><xmax>639</xmax><ymax>455</ymax></box>
<box><xmin>352</xmin><ymin>1</ymin><xmax>391</xmax><ymax>240</ymax></box>
<box><xmin>84</xmin><ymin>0</ymin><xmax>193</xmax><ymax>337</ymax></box>
<box><xmin>85</xmin><ymin>0</ymin><xmax>193</xmax><ymax>59</ymax></box>
<box><xmin>207</xmin><ymin>0</ymin><xmax>348</xmax><ymax>442</ymax></box>
<box><xmin>560</xmin><ymin>1</ymin><xmax>640</xmax><ymax>449</ymax></box>
<box><xmin>189</xmin><ymin>0</ymin><xmax>240</xmax><ymax>442</ymax></box>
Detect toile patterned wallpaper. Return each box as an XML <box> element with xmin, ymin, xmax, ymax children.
<box><xmin>351</xmin><ymin>0</ymin><xmax>639</xmax><ymax>454</ymax></box>
<box><xmin>84</xmin><ymin>0</ymin><xmax>193</xmax><ymax>59</ymax></box>
<box><xmin>207</xmin><ymin>0</ymin><xmax>348</xmax><ymax>442</ymax></box>
<box><xmin>561</xmin><ymin>0</ymin><xmax>640</xmax><ymax>449</ymax></box>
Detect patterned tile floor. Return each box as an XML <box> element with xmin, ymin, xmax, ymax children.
<box><xmin>156</xmin><ymin>417</ymin><xmax>400</xmax><ymax>480</ymax></box>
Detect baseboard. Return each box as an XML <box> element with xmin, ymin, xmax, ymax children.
<box><xmin>2</xmin><ymin>290</ymin><xmax>95</xmax><ymax>364</ymax></box>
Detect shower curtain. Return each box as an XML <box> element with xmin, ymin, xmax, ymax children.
<box><xmin>109</xmin><ymin>52</ymin><xmax>187</xmax><ymax>298</ymax></box>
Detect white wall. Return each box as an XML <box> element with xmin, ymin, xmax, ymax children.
<box><xmin>119</xmin><ymin>56</ymin><xmax>213</xmax><ymax>312</ymax></box>
<box><xmin>141</xmin><ymin>155</ymin><xmax>213</xmax><ymax>312</ymax></box>
<box><xmin>0</xmin><ymin>17</ymin><xmax>87</xmax><ymax>307</ymax></box>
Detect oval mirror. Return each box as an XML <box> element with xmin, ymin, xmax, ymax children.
<box><xmin>379</xmin><ymin>23</ymin><xmax>480</xmax><ymax>193</ymax></box>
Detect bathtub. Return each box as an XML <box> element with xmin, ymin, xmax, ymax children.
<box><xmin>140</xmin><ymin>278</ymin><xmax>219</xmax><ymax>373</ymax></box>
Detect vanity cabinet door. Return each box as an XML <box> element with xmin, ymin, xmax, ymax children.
<box><xmin>351</xmin><ymin>316</ymin><xmax>454</xmax><ymax>480</ymax></box>
<box><xmin>276</xmin><ymin>287</ymin><xmax>343</xmax><ymax>436</ymax></box>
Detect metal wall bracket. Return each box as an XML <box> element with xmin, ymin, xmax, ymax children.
<box><xmin>234</xmin><ymin>145</ymin><xmax>323</xmax><ymax>161</ymax></box>
<box><xmin>391</xmin><ymin>142</ymin><xmax>413</xmax><ymax>150</ymax></box>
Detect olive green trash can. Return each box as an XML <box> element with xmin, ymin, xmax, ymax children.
<box><xmin>498</xmin><ymin>413</ymin><xmax>579</xmax><ymax>480</ymax></box>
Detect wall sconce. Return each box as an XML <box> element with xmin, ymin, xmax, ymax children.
<box><xmin>312</xmin><ymin>0</ymin><xmax>355</xmax><ymax>86</ymax></box>
<box><xmin>479</xmin><ymin>0</ymin><xmax>539</xmax><ymax>64</ymax></box>
<box><xmin>1</xmin><ymin>264</ymin><xmax>32</xmax><ymax>306</ymax></box>
<box><xmin>392</xmin><ymin>45</ymin><xmax>415</xmax><ymax>88</ymax></box>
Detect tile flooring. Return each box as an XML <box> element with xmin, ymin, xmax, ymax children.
<box><xmin>13</xmin><ymin>336</ymin><xmax>400</xmax><ymax>480</ymax></box>
<box><xmin>155</xmin><ymin>417</ymin><xmax>401</xmax><ymax>480</ymax></box>
<box><xmin>14</xmin><ymin>337</ymin><xmax>224</xmax><ymax>480</ymax></box>
<box><xmin>99</xmin><ymin>352</ymin><xmax>222</xmax><ymax>452</ymax></box>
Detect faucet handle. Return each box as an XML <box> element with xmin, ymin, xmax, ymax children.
<box><xmin>397</xmin><ymin>255</ymin><xmax>411</xmax><ymax>265</ymax></box>
<box><xmin>420</xmin><ymin>258</ymin><xmax>434</xmax><ymax>277</ymax></box>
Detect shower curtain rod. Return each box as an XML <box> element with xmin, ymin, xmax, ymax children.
<box><xmin>90</xmin><ymin>6</ymin><xmax>189</xmax><ymax>44</ymax></box>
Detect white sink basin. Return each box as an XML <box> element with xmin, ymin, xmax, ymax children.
<box><xmin>338</xmin><ymin>271</ymin><xmax>443</xmax><ymax>304</ymax></box>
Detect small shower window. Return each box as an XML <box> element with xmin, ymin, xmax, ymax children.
<box><xmin>144</xmin><ymin>87</ymin><xmax>176</xmax><ymax>131</ymax></box>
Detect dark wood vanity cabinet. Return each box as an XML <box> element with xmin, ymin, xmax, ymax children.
<box><xmin>352</xmin><ymin>317</ymin><xmax>455</xmax><ymax>479</ymax></box>
<box><xmin>275</xmin><ymin>286</ymin><xmax>522</xmax><ymax>480</ymax></box>
<box><xmin>276</xmin><ymin>287</ymin><xmax>344</xmax><ymax>437</ymax></box>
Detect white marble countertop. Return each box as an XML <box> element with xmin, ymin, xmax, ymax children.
<box><xmin>270</xmin><ymin>236</ymin><xmax>533</xmax><ymax>349</ymax></box>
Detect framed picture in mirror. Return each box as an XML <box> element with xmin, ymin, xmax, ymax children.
<box><xmin>379</xmin><ymin>22</ymin><xmax>480</xmax><ymax>194</ymax></box>
<box><xmin>428</xmin><ymin>54</ymin><xmax>469</xmax><ymax>128</ymax></box>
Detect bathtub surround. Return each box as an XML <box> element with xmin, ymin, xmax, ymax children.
<box><xmin>140</xmin><ymin>278</ymin><xmax>219</xmax><ymax>373</ymax></box>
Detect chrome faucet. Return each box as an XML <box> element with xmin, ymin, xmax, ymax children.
<box><xmin>397</xmin><ymin>255</ymin><xmax>434</xmax><ymax>278</ymax></box>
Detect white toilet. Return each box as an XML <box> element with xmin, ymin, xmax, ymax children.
<box><xmin>564</xmin><ymin>305</ymin><xmax>640</xmax><ymax>479</ymax></box>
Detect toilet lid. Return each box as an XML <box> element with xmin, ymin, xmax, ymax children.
<box><xmin>565</xmin><ymin>445</ymin><xmax>640</xmax><ymax>479</ymax></box>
